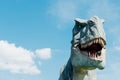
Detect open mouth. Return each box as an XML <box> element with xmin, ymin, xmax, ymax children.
<box><xmin>78</xmin><ymin>38</ymin><xmax>106</xmax><ymax>60</ymax></box>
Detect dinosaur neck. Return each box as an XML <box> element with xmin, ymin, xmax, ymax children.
<box><xmin>72</xmin><ymin>67</ymin><xmax>97</xmax><ymax>80</ymax></box>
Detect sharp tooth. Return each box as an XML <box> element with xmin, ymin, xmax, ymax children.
<box><xmin>96</xmin><ymin>39</ymin><xmax>98</xmax><ymax>43</ymax></box>
<box><xmin>101</xmin><ymin>40</ymin><xmax>104</xmax><ymax>47</ymax></box>
<box><xmin>99</xmin><ymin>39</ymin><xmax>103</xmax><ymax>47</ymax></box>
<box><xmin>94</xmin><ymin>40</ymin><xmax>96</xmax><ymax>43</ymax></box>
<box><xmin>88</xmin><ymin>41</ymin><xmax>92</xmax><ymax>46</ymax></box>
<box><xmin>99</xmin><ymin>39</ymin><xmax>102</xmax><ymax>46</ymax></box>
<box><xmin>98</xmin><ymin>38</ymin><xmax>101</xmax><ymax>44</ymax></box>
<box><xmin>94</xmin><ymin>39</ymin><xmax>96</xmax><ymax>43</ymax></box>
<box><xmin>91</xmin><ymin>41</ymin><xmax>93</xmax><ymax>45</ymax></box>
<box><xmin>88</xmin><ymin>42</ymin><xmax>91</xmax><ymax>46</ymax></box>
<box><xmin>95</xmin><ymin>39</ymin><xmax>97</xmax><ymax>43</ymax></box>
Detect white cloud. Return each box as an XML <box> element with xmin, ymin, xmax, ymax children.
<box><xmin>35</xmin><ymin>48</ymin><xmax>52</xmax><ymax>60</ymax></box>
<box><xmin>114</xmin><ymin>46</ymin><xmax>120</xmax><ymax>51</ymax></box>
<box><xmin>0</xmin><ymin>40</ymin><xmax>40</xmax><ymax>74</ymax></box>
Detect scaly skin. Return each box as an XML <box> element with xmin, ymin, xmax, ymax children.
<box><xmin>59</xmin><ymin>16</ymin><xmax>106</xmax><ymax>80</ymax></box>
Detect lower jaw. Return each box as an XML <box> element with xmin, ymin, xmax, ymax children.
<box><xmin>89</xmin><ymin>56</ymin><xmax>103</xmax><ymax>61</ymax></box>
<box><xmin>74</xmin><ymin>65</ymin><xmax>102</xmax><ymax>70</ymax></box>
<box><xmin>79</xmin><ymin>61</ymin><xmax>104</xmax><ymax>70</ymax></box>
<box><xmin>80</xmin><ymin>51</ymin><xmax>103</xmax><ymax>61</ymax></box>
<box><xmin>71</xmin><ymin>55</ymin><xmax>103</xmax><ymax>69</ymax></box>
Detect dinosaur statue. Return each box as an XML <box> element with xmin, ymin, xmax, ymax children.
<box><xmin>59</xmin><ymin>16</ymin><xmax>106</xmax><ymax>80</ymax></box>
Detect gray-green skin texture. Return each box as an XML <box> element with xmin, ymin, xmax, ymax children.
<box><xmin>59</xmin><ymin>16</ymin><xmax>106</xmax><ymax>80</ymax></box>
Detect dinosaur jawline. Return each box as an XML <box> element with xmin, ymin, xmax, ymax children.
<box><xmin>78</xmin><ymin>38</ymin><xmax>105</xmax><ymax>60</ymax></box>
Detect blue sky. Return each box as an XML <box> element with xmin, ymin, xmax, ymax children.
<box><xmin>0</xmin><ymin>0</ymin><xmax>120</xmax><ymax>80</ymax></box>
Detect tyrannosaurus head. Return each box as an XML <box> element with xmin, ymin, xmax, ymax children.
<box><xmin>71</xmin><ymin>16</ymin><xmax>106</xmax><ymax>70</ymax></box>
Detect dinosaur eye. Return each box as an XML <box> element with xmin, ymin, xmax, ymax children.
<box><xmin>79</xmin><ymin>23</ymin><xmax>86</xmax><ymax>28</ymax></box>
<box><xmin>88</xmin><ymin>20</ymin><xmax>95</xmax><ymax>27</ymax></box>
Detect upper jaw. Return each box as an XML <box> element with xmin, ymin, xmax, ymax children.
<box><xmin>80</xmin><ymin>38</ymin><xmax>106</xmax><ymax>48</ymax></box>
<box><xmin>75</xmin><ymin>38</ymin><xmax>106</xmax><ymax>61</ymax></box>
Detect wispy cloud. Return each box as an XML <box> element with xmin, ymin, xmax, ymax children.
<box><xmin>0</xmin><ymin>40</ymin><xmax>52</xmax><ymax>75</ymax></box>
<box><xmin>47</xmin><ymin>0</ymin><xmax>80</xmax><ymax>29</ymax></box>
<box><xmin>48</xmin><ymin>0</ymin><xmax>78</xmax><ymax>21</ymax></box>
<box><xmin>88</xmin><ymin>0</ymin><xmax>120</xmax><ymax>21</ymax></box>
<box><xmin>48</xmin><ymin>0</ymin><xmax>120</xmax><ymax>29</ymax></box>
<box><xmin>35</xmin><ymin>48</ymin><xmax>52</xmax><ymax>60</ymax></box>
<box><xmin>114</xmin><ymin>46</ymin><xmax>120</xmax><ymax>51</ymax></box>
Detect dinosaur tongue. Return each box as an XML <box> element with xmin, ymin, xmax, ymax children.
<box><xmin>89</xmin><ymin>44</ymin><xmax>101</xmax><ymax>52</ymax></box>
<box><xmin>79</xmin><ymin>43</ymin><xmax>102</xmax><ymax>58</ymax></box>
<box><xmin>89</xmin><ymin>44</ymin><xmax>101</xmax><ymax>57</ymax></box>
<box><xmin>89</xmin><ymin>50</ymin><xmax>97</xmax><ymax>57</ymax></box>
